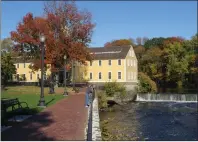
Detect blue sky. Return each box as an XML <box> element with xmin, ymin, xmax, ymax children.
<box><xmin>1</xmin><ymin>1</ymin><xmax>197</xmax><ymax>47</ymax></box>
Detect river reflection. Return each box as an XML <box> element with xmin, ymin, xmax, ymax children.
<box><xmin>100</xmin><ymin>102</ymin><xmax>198</xmax><ymax>141</ymax></box>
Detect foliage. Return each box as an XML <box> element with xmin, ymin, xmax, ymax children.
<box><xmin>10</xmin><ymin>1</ymin><xmax>95</xmax><ymax>72</ymax></box>
<box><xmin>97</xmin><ymin>91</ymin><xmax>108</xmax><ymax>109</ymax></box>
<box><xmin>1</xmin><ymin>38</ymin><xmax>14</xmax><ymax>54</ymax></box>
<box><xmin>104</xmin><ymin>39</ymin><xmax>135</xmax><ymax>47</ymax></box>
<box><xmin>104</xmin><ymin>81</ymin><xmax>126</xmax><ymax>97</ymax></box>
<box><xmin>138</xmin><ymin>72</ymin><xmax>157</xmax><ymax>93</ymax></box>
<box><xmin>144</xmin><ymin>37</ymin><xmax>166</xmax><ymax>49</ymax></box>
<box><xmin>1</xmin><ymin>54</ymin><xmax>16</xmax><ymax>88</ymax></box>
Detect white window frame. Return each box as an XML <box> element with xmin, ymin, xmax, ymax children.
<box><xmin>108</xmin><ymin>71</ymin><xmax>112</xmax><ymax>80</ymax></box>
<box><xmin>108</xmin><ymin>60</ymin><xmax>111</xmax><ymax>66</ymax></box>
<box><xmin>90</xmin><ymin>72</ymin><xmax>93</xmax><ymax>80</ymax></box>
<box><xmin>99</xmin><ymin>60</ymin><xmax>102</xmax><ymax>66</ymax></box>
<box><xmin>118</xmin><ymin>71</ymin><xmax>122</xmax><ymax>80</ymax></box>
<box><xmin>118</xmin><ymin>59</ymin><xmax>121</xmax><ymax>65</ymax></box>
<box><xmin>99</xmin><ymin>72</ymin><xmax>102</xmax><ymax>80</ymax></box>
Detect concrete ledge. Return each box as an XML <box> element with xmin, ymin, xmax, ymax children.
<box><xmin>92</xmin><ymin>96</ymin><xmax>102</xmax><ymax>141</ymax></box>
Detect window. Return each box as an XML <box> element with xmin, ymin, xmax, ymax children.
<box><xmin>108</xmin><ymin>72</ymin><xmax>111</xmax><ymax>79</ymax></box>
<box><xmin>90</xmin><ymin>72</ymin><xmax>92</xmax><ymax>80</ymax></box>
<box><xmin>17</xmin><ymin>64</ymin><xmax>19</xmax><ymax>68</ymax></box>
<box><xmin>108</xmin><ymin>60</ymin><xmax>111</xmax><ymax>66</ymax></box>
<box><xmin>118</xmin><ymin>59</ymin><xmax>121</xmax><ymax>65</ymax></box>
<box><xmin>118</xmin><ymin>72</ymin><xmax>121</xmax><ymax>79</ymax></box>
<box><xmin>99</xmin><ymin>72</ymin><xmax>102</xmax><ymax>79</ymax></box>
<box><xmin>90</xmin><ymin>61</ymin><xmax>92</xmax><ymax>66</ymax></box>
<box><xmin>24</xmin><ymin>63</ymin><xmax>26</xmax><ymax>68</ymax></box>
<box><xmin>99</xmin><ymin>60</ymin><xmax>102</xmax><ymax>66</ymax></box>
<box><xmin>30</xmin><ymin>73</ymin><xmax>32</xmax><ymax>80</ymax></box>
<box><xmin>128</xmin><ymin>60</ymin><xmax>130</xmax><ymax>66</ymax></box>
<box><xmin>22</xmin><ymin>74</ymin><xmax>26</xmax><ymax>81</ymax></box>
<box><xmin>131</xmin><ymin>60</ymin><xmax>132</xmax><ymax>66</ymax></box>
<box><xmin>134</xmin><ymin>60</ymin><xmax>136</xmax><ymax>66</ymax></box>
<box><xmin>17</xmin><ymin>74</ymin><xmax>19</xmax><ymax>81</ymax></box>
<box><xmin>37</xmin><ymin>74</ymin><xmax>39</xmax><ymax>80</ymax></box>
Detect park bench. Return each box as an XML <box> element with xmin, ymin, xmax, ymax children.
<box><xmin>1</xmin><ymin>98</ymin><xmax>29</xmax><ymax>123</ymax></box>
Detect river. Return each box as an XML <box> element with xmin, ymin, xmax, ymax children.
<box><xmin>100</xmin><ymin>102</ymin><xmax>198</xmax><ymax>141</ymax></box>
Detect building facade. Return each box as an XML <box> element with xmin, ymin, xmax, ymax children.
<box><xmin>11</xmin><ymin>45</ymin><xmax>138</xmax><ymax>90</ymax></box>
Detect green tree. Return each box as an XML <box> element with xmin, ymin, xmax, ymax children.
<box><xmin>1</xmin><ymin>38</ymin><xmax>14</xmax><ymax>54</ymax></box>
<box><xmin>144</xmin><ymin>37</ymin><xmax>166</xmax><ymax>49</ymax></box>
<box><xmin>138</xmin><ymin>72</ymin><xmax>157</xmax><ymax>93</ymax></box>
<box><xmin>164</xmin><ymin>42</ymin><xmax>192</xmax><ymax>89</ymax></box>
<box><xmin>1</xmin><ymin>54</ymin><xmax>16</xmax><ymax>89</ymax></box>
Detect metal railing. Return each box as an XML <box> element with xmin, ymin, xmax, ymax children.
<box><xmin>87</xmin><ymin>87</ymin><xmax>95</xmax><ymax>141</ymax></box>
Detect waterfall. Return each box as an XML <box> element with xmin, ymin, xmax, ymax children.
<box><xmin>136</xmin><ymin>93</ymin><xmax>198</xmax><ymax>103</ymax></box>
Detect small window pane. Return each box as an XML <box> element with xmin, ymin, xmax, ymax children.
<box><xmin>99</xmin><ymin>72</ymin><xmax>102</xmax><ymax>79</ymax></box>
<box><xmin>99</xmin><ymin>60</ymin><xmax>102</xmax><ymax>66</ymax></box>
<box><xmin>118</xmin><ymin>59</ymin><xmax>121</xmax><ymax>65</ymax></box>
<box><xmin>118</xmin><ymin>72</ymin><xmax>121</xmax><ymax>79</ymax></box>
<box><xmin>90</xmin><ymin>73</ymin><xmax>92</xmax><ymax>79</ymax></box>
<box><xmin>108</xmin><ymin>60</ymin><xmax>111</xmax><ymax>65</ymax></box>
<box><xmin>90</xmin><ymin>61</ymin><xmax>92</xmax><ymax>66</ymax></box>
<box><xmin>108</xmin><ymin>72</ymin><xmax>111</xmax><ymax>79</ymax></box>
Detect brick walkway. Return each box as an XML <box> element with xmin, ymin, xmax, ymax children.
<box><xmin>1</xmin><ymin>88</ymin><xmax>88</xmax><ymax>141</ymax></box>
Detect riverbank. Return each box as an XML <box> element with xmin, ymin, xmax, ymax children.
<box><xmin>99</xmin><ymin>101</ymin><xmax>198</xmax><ymax>141</ymax></box>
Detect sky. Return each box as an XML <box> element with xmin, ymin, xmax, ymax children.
<box><xmin>1</xmin><ymin>1</ymin><xmax>197</xmax><ymax>47</ymax></box>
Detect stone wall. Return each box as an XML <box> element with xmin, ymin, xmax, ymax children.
<box><xmin>92</xmin><ymin>95</ymin><xmax>102</xmax><ymax>141</ymax></box>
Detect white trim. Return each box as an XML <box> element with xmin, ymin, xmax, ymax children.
<box><xmin>117</xmin><ymin>71</ymin><xmax>122</xmax><ymax>80</ymax></box>
<box><xmin>89</xmin><ymin>72</ymin><xmax>93</xmax><ymax>80</ymax></box>
<box><xmin>108</xmin><ymin>71</ymin><xmax>112</xmax><ymax>80</ymax></box>
<box><xmin>98</xmin><ymin>60</ymin><xmax>102</xmax><ymax>66</ymax></box>
<box><xmin>98</xmin><ymin>72</ymin><xmax>102</xmax><ymax>80</ymax></box>
<box><xmin>108</xmin><ymin>60</ymin><xmax>111</xmax><ymax>66</ymax></box>
<box><xmin>118</xmin><ymin>59</ymin><xmax>121</xmax><ymax>65</ymax></box>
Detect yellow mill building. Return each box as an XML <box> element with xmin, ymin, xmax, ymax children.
<box><xmin>12</xmin><ymin>45</ymin><xmax>138</xmax><ymax>90</ymax></box>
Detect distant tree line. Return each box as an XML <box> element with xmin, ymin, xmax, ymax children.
<box><xmin>104</xmin><ymin>34</ymin><xmax>198</xmax><ymax>93</ymax></box>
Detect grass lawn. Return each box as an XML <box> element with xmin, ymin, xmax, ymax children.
<box><xmin>1</xmin><ymin>86</ymin><xmax>73</xmax><ymax>124</ymax></box>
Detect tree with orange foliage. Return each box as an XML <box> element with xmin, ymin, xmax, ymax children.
<box><xmin>11</xmin><ymin>1</ymin><xmax>95</xmax><ymax>72</ymax></box>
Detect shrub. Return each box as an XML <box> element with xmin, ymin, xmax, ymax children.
<box><xmin>138</xmin><ymin>72</ymin><xmax>157</xmax><ymax>93</ymax></box>
<box><xmin>104</xmin><ymin>81</ymin><xmax>126</xmax><ymax>97</ymax></box>
<box><xmin>98</xmin><ymin>91</ymin><xmax>108</xmax><ymax>109</ymax></box>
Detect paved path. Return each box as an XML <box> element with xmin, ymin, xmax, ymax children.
<box><xmin>1</xmin><ymin>88</ymin><xmax>88</xmax><ymax>141</ymax></box>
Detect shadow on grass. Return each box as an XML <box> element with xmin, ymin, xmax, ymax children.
<box><xmin>46</xmin><ymin>98</ymin><xmax>55</xmax><ymax>106</ymax></box>
<box><xmin>1</xmin><ymin>108</ymin><xmax>56</xmax><ymax>141</ymax></box>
